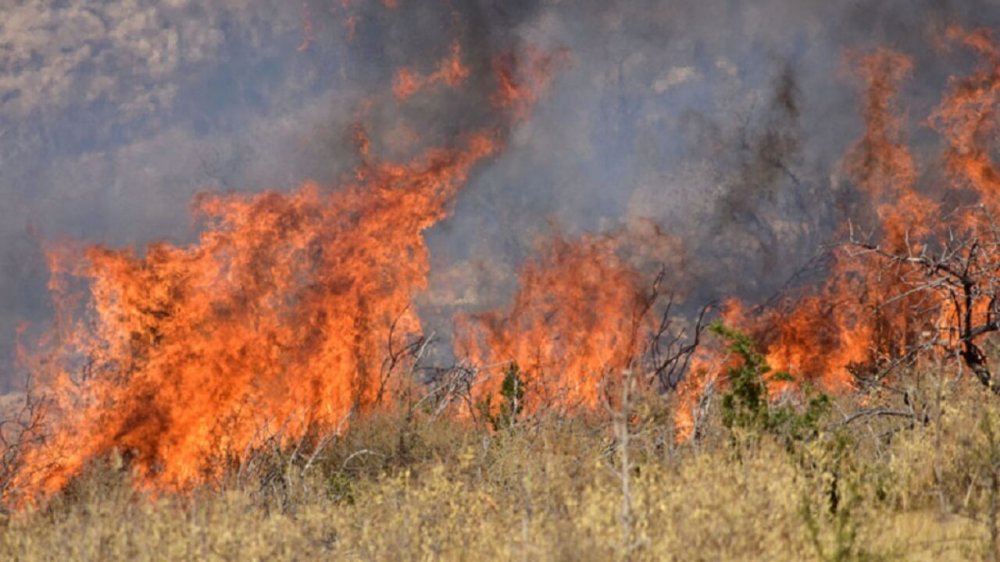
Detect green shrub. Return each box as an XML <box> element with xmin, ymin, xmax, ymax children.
<box><xmin>477</xmin><ymin>363</ymin><xmax>526</xmax><ymax>432</ymax></box>
<box><xmin>711</xmin><ymin>321</ymin><xmax>830</xmax><ymax>449</ymax></box>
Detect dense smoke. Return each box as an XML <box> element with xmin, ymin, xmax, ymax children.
<box><xmin>2</xmin><ymin>0</ymin><xmax>1000</xmax><ymax>392</ymax></box>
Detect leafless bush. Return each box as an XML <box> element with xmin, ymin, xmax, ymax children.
<box><xmin>849</xmin><ymin>206</ymin><xmax>1000</xmax><ymax>393</ymax></box>
<box><xmin>0</xmin><ymin>380</ymin><xmax>47</xmax><ymax>509</ymax></box>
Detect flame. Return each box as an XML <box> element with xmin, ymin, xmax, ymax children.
<box><xmin>756</xmin><ymin>48</ymin><xmax>933</xmax><ymax>386</ymax></box>
<box><xmin>297</xmin><ymin>1</ymin><xmax>315</xmax><ymax>53</ymax></box>
<box><xmin>458</xmin><ymin>233</ymin><xmax>655</xmax><ymax>414</ymax></box>
<box><xmin>345</xmin><ymin>15</ymin><xmax>357</xmax><ymax>43</ymax></box>
<box><xmin>6</xmin><ymin>33</ymin><xmax>569</xmax><ymax>503</ymax></box>
<box><xmin>844</xmin><ymin>49</ymin><xmax>934</xmax><ymax>246</ymax></box>
<box><xmin>12</xmin><ymin>134</ymin><xmax>496</xmax><ymax>501</ymax></box>
<box><xmin>10</xmin><ymin>5</ymin><xmax>1000</xmax><ymax>511</ymax></box>
<box><xmin>393</xmin><ymin>41</ymin><xmax>470</xmax><ymax>101</ymax></box>
<box><xmin>492</xmin><ymin>48</ymin><xmax>571</xmax><ymax>120</ymax></box>
<box><xmin>930</xmin><ymin>26</ymin><xmax>1000</xmax><ymax>206</ymax></box>
<box><xmin>675</xmin><ymin>31</ymin><xmax>1000</xmax><ymax>439</ymax></box>
<box><xmin>674</xmin><ymin>49</ymin><xmax>934</xmax><ymax>439</ymax></box>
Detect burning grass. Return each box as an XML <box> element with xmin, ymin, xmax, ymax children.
<box><xmin>2</xmin><ymin>363</ymin><xmax>1000</xmax><ymax>561</ymax></box>
<box><xmin>6</xmin><ymin>12</ymin><xmax>1000</xmax><ymax>561</ymax></box>
<box><xmin>8</xmin><ymin>134</ymin><xmax>497</xmax><ymax>502</ymax></box>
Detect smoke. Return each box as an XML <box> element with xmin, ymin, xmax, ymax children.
<box><xmin>2</xmin><ymin>0</ymin><xmax>1000</xmax><ymax>389</ymax></box>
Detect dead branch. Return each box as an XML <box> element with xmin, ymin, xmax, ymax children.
<box><xmin>848</xmin><ymin>205</ymin><xmax>1000</xmax><ymax>394</ymax></box>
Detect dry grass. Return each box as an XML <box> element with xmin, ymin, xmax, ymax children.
<box><xmin>2</xmin><ymin>367</ymin><xmax>1000</xmax><ymax>561</ymax></box>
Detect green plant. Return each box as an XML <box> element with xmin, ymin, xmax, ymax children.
<box><xmin>800</xmin><ymin>431</ymin><xmax>881</xmax><ymax>562</ymax></box>
<box><xmin>477</xmin><ymin>363</ymin><xmax>527</xmax><ymax>432</ymax></box>
<box><xmin>714</xmin><ymin>321</ymin><xmax>772</xmax><ymax>436</ymax></box>
<box><xmin>711</xmin><ymin>321</ymin><xmax>830</xmax><ymax>449</ymax></box>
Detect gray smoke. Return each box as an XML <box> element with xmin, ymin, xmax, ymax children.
<box><xmin>1</xmin><ymin>0</ymin><xmax>998</xmax><ymax>389</ymax></box>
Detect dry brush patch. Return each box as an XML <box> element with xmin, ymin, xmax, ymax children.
<box><xmin>0</xmin><ymin>367</ymin><xmax>999</xmax><ymax>561</ymax></box>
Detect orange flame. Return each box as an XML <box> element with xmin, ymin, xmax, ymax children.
<box><xmin>7</xmin><ymin>34</ymin><xmax>570</xmax><ymax>504</ymax></box>
<box><xmin>12</xmin><ymin>134</ymin><xmax>496</xmax><ymax>501</ymax></box>
<box><xmin>492</xmin><ymin>48</ymin><xmax>571</xmax><ymax>120</ymax></box>
<box><xmin>393</xmin><ymin>41</ymin><xmax>470</xmax><ymax>101</ymax></box>
<box><xmin>458</xmin><ymin>229</ymin><xmax>677</xmax><ymax>415</ymax></box>
<box><xmin>845</xmin><ymin>49</ymin><xmax>936</xmax><ymax>246</ymax></box>
<box><xmin>674</xmin><ymin>48</ymin><xmax>942</xmax><ymax>440</ymax></box>
<box><xmin>930</xmin><ymin>27</ymin><xmax>1000</xmax><ymax>207</ymax></box>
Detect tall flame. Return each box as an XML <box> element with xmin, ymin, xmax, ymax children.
<box><xmin>931</xmin><ymin>26</ymin><xmax>1000</xmax><ymax>206</ymax></box>
<box><xmin>11</xmin><ymin>9</ymin><xmax>1000</xmax><ymax>507</ymax></box>
<box><xmin>676</xmin><ymin>49</ymin><xmax>936</xmax><ymax>440</ymax></box>
<box><xmin>458</xmin><ymin>233</ymin><xmax>654</xmax><ymax>413</ymax></box>
<box><xmin>12</xmin><ymin>133</ymin><xmax>496</xmax><ymax>500</ymax></box>
<box><xmin>676</xmin><ymin>30</ymin><xmax>1000</xmax><ymax>439</ymax></box>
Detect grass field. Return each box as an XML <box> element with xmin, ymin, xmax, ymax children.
<box><xmin>3</xmin><ymin>362</ymin><xmax>1000</xmax><ymax>561</ymax></box>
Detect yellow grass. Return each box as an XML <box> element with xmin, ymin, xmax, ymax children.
<box><xmin>1</xmin><ymin>367</ymin><xmax>999</xmax><ymax>561</ymax></box>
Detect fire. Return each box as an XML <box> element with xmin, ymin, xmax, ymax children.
<box><xmin>11</xmin><ymin>133</ymin><xmax>496</xmax><ymax>501</ymax></box>
<box><xmin>749</xmin><ymin>48</ymin><xmax>933</xmax><ymax>387</ymax></box>
<box><xmin>930</xmin><ymin>26</ymin><xmax>1000</xmax><ymax>207</ymax></box>
<box><xmin>844</xmin><ymin>49</ymin><xmax>931</xmax><ymax>246</ymax></box>
<box><xmin>8</xmin><ymin>1</ymin><xmax>1000</xmax><ymax>512</ymax></box>
<box><xmin>492</xmin><ymin>48</ymin><xmax>571</xmax><ymax>120</ymax></box>
<box><xmin>345</xmin><ymin>16</ymin><xmax>357</xmax><ymax>43</ymax></box>
<box><xmin>393</xmin><ymin>41</ymin><xmax>470</xmax><ymax>101</ymax></box>
<box><xmin>458</xmin><ymin>233</ymin><xmax>654</xmax><ymax>414</ymax></box>
<box><xmin>676</xmin><ymin>29</ymin><xmax>1000</xmax><ymax>439</ymax></box>
<box><xmin>4</xmin><ymin>25</ymin><xmax>569</xmax><ymax>503</ymax></box>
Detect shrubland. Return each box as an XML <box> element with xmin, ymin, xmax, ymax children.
<box><xmin>3</xmin><ymin>334</ymin><xmax>1000</xmax><ymax>561</ymax></box>
<box><xmin>5</xmin><ymin>25</ymin><xmax>1000</xmax><ymax>561</ymax></box>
